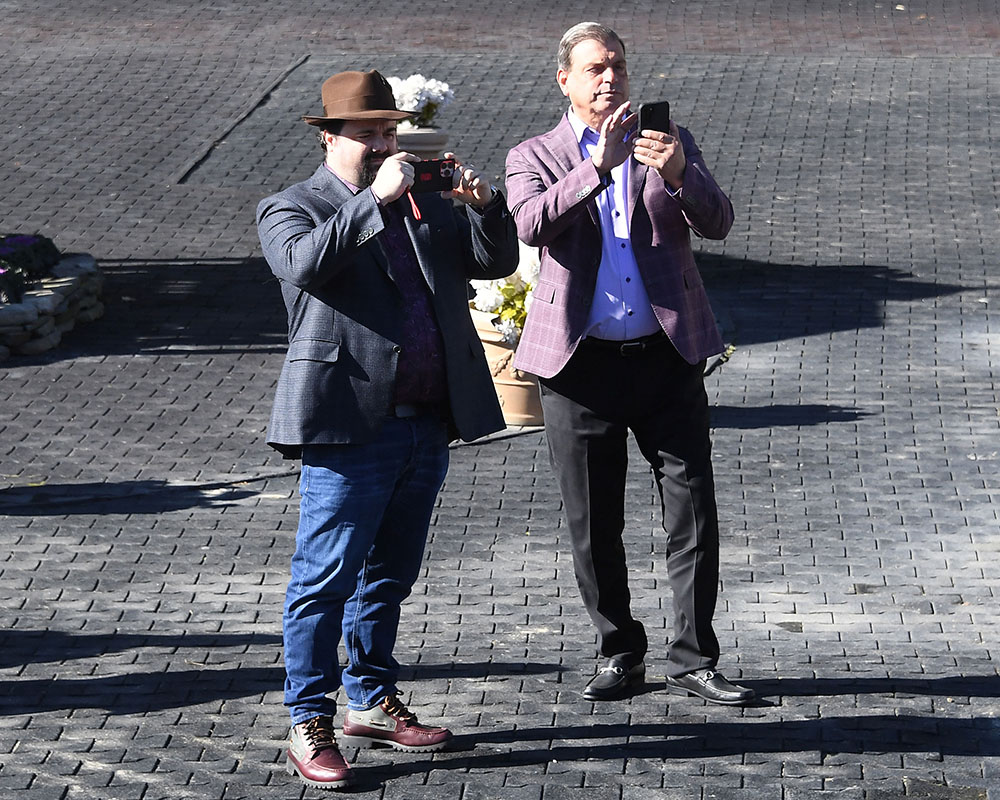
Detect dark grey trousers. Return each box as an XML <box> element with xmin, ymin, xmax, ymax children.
<box><xmin>538</xmin><ymin>335</ymin><xmax>722</xmax><ymax>677</ymax></box>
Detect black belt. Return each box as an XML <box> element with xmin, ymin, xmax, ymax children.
<box><xmin>583</xmin><ymin>331</ymin><xmax>668</xmax><ymax>356</ymax></box>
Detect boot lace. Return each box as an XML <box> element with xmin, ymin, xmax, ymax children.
<box><xmin>302</xmin><ymin>715</ymin><xmax>337</xmax><ymax>751</ymax></box>
<box><xmin>380</xmin><ymin>694</ymin><xmax>418</xmax><ymax>723</ymax></box>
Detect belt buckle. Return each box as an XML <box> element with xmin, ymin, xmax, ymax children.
<box><xmin>618</xmin><ymin>340</ymin><xmax>645</xmax><ymax>356</ymax></box>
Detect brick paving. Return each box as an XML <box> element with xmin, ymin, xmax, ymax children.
<box><xmin>2</xmin><ymin>2</ymin><xmax>999</xmax><ymax>798</ymax></box>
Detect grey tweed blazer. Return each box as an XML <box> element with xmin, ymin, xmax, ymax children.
<box><xmin>257</xmin><ymin>164</ymin><xmax>519</xmax><ymax>458</ymax></box>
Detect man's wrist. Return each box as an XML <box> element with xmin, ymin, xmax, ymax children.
<box><xmin>593</xmin><ymin>159</ymin><xmax>612</xmax><ymax>178</ymax></box>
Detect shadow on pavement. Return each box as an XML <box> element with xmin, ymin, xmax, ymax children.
<box><xmin>0</xmin><ymin>667</ymin><xmax>284</xmax><ymax>716</ymax></box>
<box><xmin>746</xmin><ymin>674</ymin><xmax>1000</xmax><ymax>698</ymax></box>
<box><xmin>698</xmin><ymin>253</ymin><xmax>968</xmax><ymax>346</ymax></box>
<box><xmin>0</xmin><ymin>653</ymin><xmax>566</xmax><ymax>716</ymax></box>
<box><xmin>0</xmin><ymin>629</ymin><xmax>282</xmax><ymax>670</ymax></box>
<box><xmin>23</xmin><ymin>257</ymin><xmax>289</xmax><ymax>361</ymax></box>
<box><xmin>0</xmin><ymin>479</ymin><xmax>258</xmax><ymax>515</ymax></box>
<box><xmin>352</xmin><ymin>704</ymin><xmax>998</xmax><ymax>788</ymax></box>
<box><xmin>712</xmin><ymin>403</ymin><xmax>872</xmax><ymax>428</ymax></box>
<box><xmin>400</xmin><ymin>661</ymin><xmax>566</xmax><ymax>680</ymax></box>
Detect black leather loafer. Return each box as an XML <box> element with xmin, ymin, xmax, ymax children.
<box><xmin>665</xmin><ymin>669</ymin><xmax>755</xmax><ymax>705</ymax></box>
<box><xmin>583</xmin><ymin>656</ymin><xmax>645</xmax><ymax>701</ymax></box>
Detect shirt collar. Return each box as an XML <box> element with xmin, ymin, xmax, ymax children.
<box><xmin>324</xmin><ymin>162</ymin><xmax>362</xmax><ymax>194</ymax></box>
<box><xmin>567</xmin><ymin>109</ymin><xmax>600</xmax><ymax>145</ymax></box>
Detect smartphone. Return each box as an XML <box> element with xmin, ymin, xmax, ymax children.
<box><xmin>411</xmin><ymin>158</ymin><xmax>456</xmax><ymax>193</ymax></box>
<box><xmin>637</xmin><ymin>101</ymin><xmax>671</xmax><ymax>135</ymax></box>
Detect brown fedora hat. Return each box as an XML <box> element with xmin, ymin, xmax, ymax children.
<box><xmin>302</xmin><ymin>70</ymin><xmax>414</xmax><ymax>125</ymax></box>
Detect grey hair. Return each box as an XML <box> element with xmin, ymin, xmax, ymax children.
<box><xmin>557</xmin><ymin>22</ymin><xmax>626</xmax><ymax>71</ymax></box>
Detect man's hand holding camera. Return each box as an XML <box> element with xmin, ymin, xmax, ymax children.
<box><xmin>370</xmin><ymin>152</ymin><xmax>420</xmax><ymax>206</ymax></box>
<box><xmin>371</xmin><ymin>151</ymin><xmax>493</xmax><ymax>209</ymax></box>
<box><xmin>442</xmin><ymin>152</ymin><xmax>494</xmax><ymax>208</ymax></box>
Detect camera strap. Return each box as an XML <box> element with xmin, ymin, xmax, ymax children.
<box><xmin>406</xmin><ymin>190</ymin><xmax>422</xmax><ymax>221</ymax></box>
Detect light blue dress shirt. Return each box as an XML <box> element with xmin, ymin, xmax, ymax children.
<box><xmin>568</xmin><ymin>111</ymin><xmax>662</xmax><ymax>341</ymax></box>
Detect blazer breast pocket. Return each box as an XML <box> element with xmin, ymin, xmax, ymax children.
<box><xmin>287</xmin><ymin>338</ymin><xmax>340</xmax><ymax>363</ymax></box>
<box><xmin>532</xmin><ymin>281</ymin><xmax>557</xmax><ymax>305</ymax></box>
<box><xmin>683</xmin><ymin>268</ymin><xmax>704</xmax><ymax>291</ymax></box>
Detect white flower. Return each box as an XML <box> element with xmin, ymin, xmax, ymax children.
<box><xmin>387</xmin><ymin>74</ymin><xmax>454</xmax><ymax>128</ymax></box>
<box><xmin>496</xmin><ymin>317</ymin><xmax>521</xmax><ymax>346</ymax></box>
<box><xmin>516</xmin><ymin>241</ymin><xmax>541</xmax><ymax>287</ymax></box>
<box><xmin>468</xmin><ymin>244</ymin><xmax>541</xmax><ymax>347</ymax></box>
<box><xmin>471</xmin><ymin>282</ymin><xmax>505</xmax><ymax>313</ymax></box>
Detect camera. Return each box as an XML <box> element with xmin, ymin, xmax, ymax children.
<box><xmin>411</xmin><ymin>158</ymin><xmax>456</xmax><ymax>193</ymax></box>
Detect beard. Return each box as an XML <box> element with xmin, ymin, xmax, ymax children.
<box><xmin>358</xmin><ymin>153</ymin><xmax>385</xmax><ymax>188</ymax></box>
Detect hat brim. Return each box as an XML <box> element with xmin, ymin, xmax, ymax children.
<box><xmin>302</xmin><ymin>109</ymin><xmax>415</xmax><ymax>126</ymax></box>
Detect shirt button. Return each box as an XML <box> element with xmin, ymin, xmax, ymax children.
<box><xmin>620</xmin><ymin>243</ymin><xmax>626</xmax><ymax>249</ymax></box>
<box><xmin>626</xmin><ymin>277</ymin><xmax>631</xmax><ymax>283</ymax></box>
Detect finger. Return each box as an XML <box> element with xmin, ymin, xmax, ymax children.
<box><xmin>394</xmin><ymin>151</ymin><xmax>421</xmax><ymax>163</ymax></box>
<box><xmin>600</xmin><ymin>110</ymin><xmax>618</xmax><ymax>136</ymax></box>
<box><xmin>461</xmin><ymin>167</ymin><xmax>480</xmax><ymax>188</ymax></box>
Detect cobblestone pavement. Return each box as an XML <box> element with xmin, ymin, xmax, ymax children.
<box><xmin>2</xmin><ymin>2</ymin><xmax>999</xmax><ymax>798</ymax></box>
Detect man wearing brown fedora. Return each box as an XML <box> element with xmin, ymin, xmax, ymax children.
<box><xmin>257</xmin><ymin>69</ymin><xmax>518</xmax><ymax>790</ymax></box>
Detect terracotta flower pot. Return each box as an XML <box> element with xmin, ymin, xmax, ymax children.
<box><xmin>397</xmin><ymin>127</ymin><xmax>449</xmax><ymax>160</ymax></box>
<box><xmin>470</xmin><ymin>309</ymin><xmax>543</xmax><ymax>427</ymax></box>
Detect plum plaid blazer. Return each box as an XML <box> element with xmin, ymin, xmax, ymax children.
<box><xmin>505</xmin><ymin>113</ymin><xmax>732</xmax><ymax>379</ymax></box>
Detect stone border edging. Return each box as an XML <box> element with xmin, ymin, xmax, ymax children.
<box><xmin>0</xmin><ymin>254</ymin><xmax>104</xmax><ymax>360</ymax></box>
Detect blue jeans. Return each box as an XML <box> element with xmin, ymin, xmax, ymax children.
<box><xmin>283</xmin><ymin>415</ymin><xmax>450</xmax><ymax>724</ymax></box>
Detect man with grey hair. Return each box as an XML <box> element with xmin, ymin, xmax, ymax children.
<box><xmin>505</xmin><ymin>22</ymin><xmax>754</xmax><ymax>705</ymax></box>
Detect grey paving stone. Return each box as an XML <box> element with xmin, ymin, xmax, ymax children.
<box><xmin>3</xmin><ymin>2</ymin><xmax>1000</xmax><ymax>799</ymax></box>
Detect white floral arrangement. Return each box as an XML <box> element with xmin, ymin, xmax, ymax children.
<box><xmin>470</xmin><ymin>242</ymin><xmax>540</xmax><ymax>346</ymax></box>
<box><xmin>387</xmin><ymin>74</ymin><xmax>455</xmax><ymax>129</ymax></box>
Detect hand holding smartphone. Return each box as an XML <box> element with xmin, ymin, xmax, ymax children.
<box><xmin>637</xmin><ymin>101</ymin><xmax>670</xmax><ymax>135</ymax></box>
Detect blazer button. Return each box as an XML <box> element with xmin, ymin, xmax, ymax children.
<box><xmin>392</xmin><ymin>345</ymin><xmax>402</xmax><ymax>354</ymax></box>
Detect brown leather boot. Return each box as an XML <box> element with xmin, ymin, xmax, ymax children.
<box><xmin>341</xmin><ymin>694</ymin><xmax>452</xmax><ymax>752</ymax></box>
<box><xmin>286</xmin><ymin>715</ymin><xmax>353</xmax><ymax>789</ymax></box>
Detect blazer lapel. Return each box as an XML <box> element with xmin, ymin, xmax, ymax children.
<box><xmin>308</xmin><ymin>164</ymin><xmax>354</xmax><ymax>210</ymax></box>
<box><xmin>628</xmin><ymin>157</ymin><xmax>649</xmax><ymax>224</ymax></box>
<box><xmin>402</xmin><ymin>196</ymin><xmax>437</xmax><ymax>294</ymax></box>
<box><xmin>543</xmin><ymin>114</ymin><xmax>586</xmax><ymax>175</ymax></box>
<box><xmin>543</xmin><ymin>114</ymin><xmax>600</xmax><ymax>228</ymax></box>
